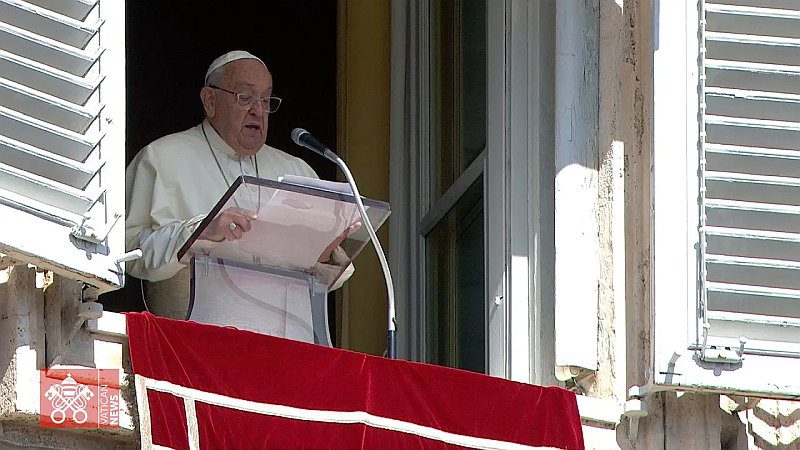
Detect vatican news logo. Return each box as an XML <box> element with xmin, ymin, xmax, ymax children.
<box><xmin>39</xmin><ymin>369</ymin><xmax>120</xmax><ymax>429</ymax></box>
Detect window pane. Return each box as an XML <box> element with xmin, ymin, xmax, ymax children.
<box><xmin>430</xmin><ymin>0</ymin><xmax>487</xmax><ymax>200</ymax></box>
<box><xmin>425</xmin><ymin>177</ymin><xmax>485</xmax><ymax>372</ymax></box>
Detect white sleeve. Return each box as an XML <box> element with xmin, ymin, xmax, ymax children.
<box><xmin>311</xmin><ymin>262</ymin><xmax>354</xmax><ymax>292</ymax></box>
<box><xmin>125</xmin><ymin>147</ymin><xmax>204</xmax><ymax>282</ymax></box>
<box><xmin>329</xmin><ymin>265</ymin><xmax>355</xmax><ymax>292</ymax></box>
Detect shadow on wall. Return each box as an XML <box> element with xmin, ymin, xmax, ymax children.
<box><xmin>0</xmin><ymin>269</ymin><xmax>14</xmax><ymax>391</ymax></box>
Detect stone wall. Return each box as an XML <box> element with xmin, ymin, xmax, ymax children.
<box><xmin>581</xmin><ymin>0</ymin><xmax>800</xmax><ymax>448</ymax></box>
<box><xmin>0</xmin><ymin>265</ymin><xmax>134</xmax><ymax>449</ymax></box>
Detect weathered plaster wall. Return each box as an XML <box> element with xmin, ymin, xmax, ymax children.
<box><xmin>591</xmin><ymin>0</ymin><xmax>640</xmax><ymax>404</ymax></box>
<box><xmin>582</xmin><ymin>0</ymin><xmax>800</xmax><ymax>448</ymax></box>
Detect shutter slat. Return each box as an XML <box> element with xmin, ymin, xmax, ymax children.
<box><xmin>707</xmin><ymin>1</ymin><xmax>800</xmax><ymax>11</ymax></box>
<box><xmin>707</xmin><ymin>199</ymin><xmax>800</xmax><ymax>234</ymax></box>
<box><xmin>706</xmin><ymin>60</ymin><xmax>800</xmax><ymax>95</ymax></box>
<box><xmin>707</xmin><ymin>226</ymin><xmax>800</xmax><ymax>242</ymax></box>
<box><xmin>0</xmin><ymin>49</ymin><xmax>100</xmax><ymax>104</ymax></box>
<box><xmin>706</xmin><ymin>4</ymin><xmax>800</xmax><ymax>39</ymax></box>
<box><xmin>707</xmin><ymin>254</ymin><xmax>800</xmax><ymax>295</ymax></box>
<box><xmin>706</xmin><ymin>171</ymin><xmax>800</xmax><ymax>205</ymax></box>
<box><xmin>0</xmin><ymin>161</ymin><xmax>97</xmax><ymax>214</ymax></box>
<box><xmin>0</xmin><ymin>105</ymin><xmax>101</xmax><ymax>162</ymax></box>
<box><xmin>708</xmin><ymin>311</ymin><xmax>800</xmax><ymax>354</ymax></box>
<box><xmin>706</xmin><ymin>87</ymin><xmax>800</xmax><ymax>102</ymax></box>
<box><xmin>706</xmin><ymin>226</ymin><xmax>800</xmax><ymax>260</ymax></box>
<box><xmin>706</xmin><ymin>115</ymin><xmax>800</xmax><ymax>131</ymax></box>
<box><xmin>0</xmin><ymin>0</ymin><xmax>101</xmax><ymax>49</ymax></box>
<box><xmin>0</xmin><ymin>134</ymin><xmax>100</xmax><ymax>188</ymax></box>
<box><xmin>706</xmin><ymin>143</ymin><xmax>800</xmax><ymax>179</ymax></box>
<box><xmin>706</xmin><ymin>115</ymin><xmax>800</xmax><ymax>150</ymax></box>
<box><xmin>708</xmin><ymin>282</ymin><xmax>800</xmax><ymax>318</ymax></box>
<box><xmin>0</xmin><ymin>77</ymin><xmax>100</xmax><ymax>133</ymax></box>
<box><xmin>707</xmin><ymin>150</ymin><xmax>800</xmax><ymax>179</ymax></box>
<box><xmin>706</xmin><ymin>32</ymin><xmax>800</xmax><ymax>66</ymax></box>
<box><xmin>706</xmin><ymin>170</ymin><xmax>800</xmax><ymax>187</ymax></box>
<box><xmin>706</xmin><ymin>3</ymin><xmax>800</xmax><ymax>18</ymax></box>
<box><xmin>706</xmin><ymin>88</ymin><xmax>800</xmax><ymax>123</ymax></box>
<box><xmin>24</xmin><ymin>0</ymin><xmax>97</xmax><ymax>22</ymax></box>
<box><xmin>0</xmin><ymin>21</ymin><xmax>101</xmax><ymax>77</ymax></box>
<box><xmin>707</xmin><ymin>198</ymin><xmax>800</xmax><ymax>213</ymax></box>
<box><xmin>707</xmin><ymin>143</ymin><xmax>800</xmax><ymax>159</ymax></box>
<box><xmin>701</xmin><ymin>0</ymin><xmax>800</xmax><ymax>355</ymax></box>
<box><xmin>706</xmin><ymin>123</ymin><xmax>800</xmax><ymax>151</ymax></box>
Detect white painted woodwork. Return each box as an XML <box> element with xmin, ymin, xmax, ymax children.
<box><xmin>652</xmin><ymin>0</ymin><xmax>800</xmax><ymax>398</ymax></box>
<box><xmin>553</xmin><ymin>0</ymin><xmax>600</xmax><ymax>371</ymax></box>
<box><xmin>485</xmin><ymin>0</ymin><xmax>507</xmax><ymax>378</ymax></box>
<box><xmin>700</xmin><ymin>0</ymin><xmax>800</xmax><ymax>354</ymax></box>
<box><xmin>0</xmin><ymin>0</ymin><xmax>126</xmax><ymax>291</ymax></box>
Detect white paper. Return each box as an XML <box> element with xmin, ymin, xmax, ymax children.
<box><xmin>279</xmin><ymin>174</ymin><xmax>354</xmax><ymax>195</ymax></box>
<box><xmin>236</xmin><ymin>188</ymin><xmax>360</xmax><ymax>270</ymax></box>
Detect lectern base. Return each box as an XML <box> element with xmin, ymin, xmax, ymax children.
<box><xmin>188</xmin><ymin>255</ymin><xmax>331</xmax><ymax>346</ymax></box>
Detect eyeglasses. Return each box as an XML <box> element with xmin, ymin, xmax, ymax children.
<box><xmin>208</xmin><ymin>85</ymin><xmax>282</xmax><ymax>113</ymax></box>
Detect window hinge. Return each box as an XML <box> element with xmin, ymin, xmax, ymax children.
<box><xmin>700</xmin><ymin>323</ymin><xmax>747</xmax><ymax>364</ymax></box>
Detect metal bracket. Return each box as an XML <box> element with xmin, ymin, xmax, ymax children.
<box><xmin>700</xmin><ymin>323</ymin><xmax>747</xmax><ymax>364</ymax></box>
<box><xmin>195</xmin><ymin>254</ymin><xmax>210</xmax><ymax>277</ymax></box>
<box><xmin>623</xmin><ymin>386</ymin><xmax>649</xmax><ymax>441</ymax></box>
<box><xmin>71</xmin><ymin>212</ymin><xmax>122</xmax><ymax>245</ymax></box>
<box><xmin>50</xmin><ymin>284</ymin><xmax>103</xmax><ymax>367</ymax></box>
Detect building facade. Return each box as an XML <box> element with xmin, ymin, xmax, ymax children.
<box><xmin>2</xmin><ymin>0</ymin><xmax>800</xmax><ymax>448</ymax></box>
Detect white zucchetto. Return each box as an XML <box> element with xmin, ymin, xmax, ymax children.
<box><xmin>204</xmin><ymin>50</ymin><xmax>266</xmax><ymax>84</ymax></box>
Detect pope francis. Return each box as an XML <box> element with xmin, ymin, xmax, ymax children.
<box><xmin>125</xmin><ymin>50</ymin><xmax>351</xmax><ymax>343</ymax></box>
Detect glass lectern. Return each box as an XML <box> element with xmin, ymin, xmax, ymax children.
<box><xmin>177</xmin><ymin>175</ymin><xmax>390</xmax><ymax>347</ymax></box>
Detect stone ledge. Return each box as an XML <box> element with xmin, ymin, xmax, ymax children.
<box><xmin>0</xmin><ymin>414</ymin><xmax>135</xmax><ymax>450</ymax></box>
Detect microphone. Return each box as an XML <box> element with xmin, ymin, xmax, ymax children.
<box><xmin>291</xmin><ymin>128</ymin><xmax>336</xmax><ymax>161</ymax></box>
<box><xmin>291</xmin><ymin>128</ymin><xmax>398</xmax><ymax>359</ymax></box>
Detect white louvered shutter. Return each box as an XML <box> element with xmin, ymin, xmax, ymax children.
<box><xmin>0</xmin><ymin>0</ymin><xmax>126</xmax><ymax>291</ymax></box>
<box><xmin>699</xmin><ymin>0</ymin><xmax>800</xmax><ymax>360</ymax></box>
<box><xmin>652</xmin><ymin>0</ymin><xmax>800</xmax><ymax>398</ymax></box>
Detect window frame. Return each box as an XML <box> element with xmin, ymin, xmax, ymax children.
<box><xmin>390</xmin><ymin>0</ymin><xmax>554</xmax><ymax>383</ymax></box>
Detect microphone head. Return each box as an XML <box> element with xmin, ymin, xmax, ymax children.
<box><xmin>291</xmin><ymin>128</ymin><xmax>309</xmax><ymax>146</ymax></box>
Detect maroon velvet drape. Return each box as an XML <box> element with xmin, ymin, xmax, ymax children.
<box><xmin>126</xmin><ymin>312</ymin><xmax>584</xmax><ymax>449</ymax></box>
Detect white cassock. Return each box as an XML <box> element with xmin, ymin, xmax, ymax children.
<box><xmin>125</xmin><ymin>120</ymin><xmax>353</xmax><ymax>343</ymax></box>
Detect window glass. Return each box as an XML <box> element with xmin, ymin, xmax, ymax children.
<box><xmin>430</xmin><ymin>0</ymin><xmax>487</xmax><ymax>200</ymax></box>
<box><xmin>425</xmin><ymin>178</ymin><xmax>485</xmax><ymax>372</ymax></box>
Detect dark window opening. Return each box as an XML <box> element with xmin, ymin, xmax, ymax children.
<box><xmin>101</xmin><ymin>0</ymin><xmax>339</xmax><ymax>343</ymax></box>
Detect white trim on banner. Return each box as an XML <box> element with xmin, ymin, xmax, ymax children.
<box><xmin>135</xmin><ymin>374</ymin><xmax>565</xmax><ymax>450</ymax></box>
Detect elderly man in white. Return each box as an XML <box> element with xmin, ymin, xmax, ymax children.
<box><xmin>125</xmin><ymin>50</ymin><xmax>352</xmax><ymax>343</ymax></box>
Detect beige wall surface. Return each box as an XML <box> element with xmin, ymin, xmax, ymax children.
<box><xmin>336</xmin><ymin>0</ymin><xmax>392</xmax><ymax>355</ymax></box>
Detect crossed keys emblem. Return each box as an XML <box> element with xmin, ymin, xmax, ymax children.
<box><xmin>44</xmin><ymin>373</ymin><xmax>94</xmax><ymax>424</ymax></box>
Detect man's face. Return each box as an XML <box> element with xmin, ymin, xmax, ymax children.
<box><xmin>205</xmin><ymin>60</ymin><xmax>272</xmax><ymax>156</ymax></box>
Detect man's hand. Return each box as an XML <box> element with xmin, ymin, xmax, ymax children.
<box><xmin>200</xmin><ymin>207</ymin><xmax>258</xmax><ymax>242</ymax></box>
<box><xmin>318</xmin><ymin>221</ymin><xmax>362</xmax><ymax>263</ymax></box>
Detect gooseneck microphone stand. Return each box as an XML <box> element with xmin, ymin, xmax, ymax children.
<box><xmin>292</xmin><ymin>129</ymin><xmax>397</xmax><ymax>359</ymax></box>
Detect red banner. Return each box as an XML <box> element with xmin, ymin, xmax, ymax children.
<box><xmin>126</xmin><ymin>312</ymin><xmax>584</xmax><ymax>449</ymax></box>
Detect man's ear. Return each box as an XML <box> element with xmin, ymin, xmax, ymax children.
<box><xmin>200</xmin><ymin>87</ymin><xmax>216</xmax><ymax>118</ymax></box>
